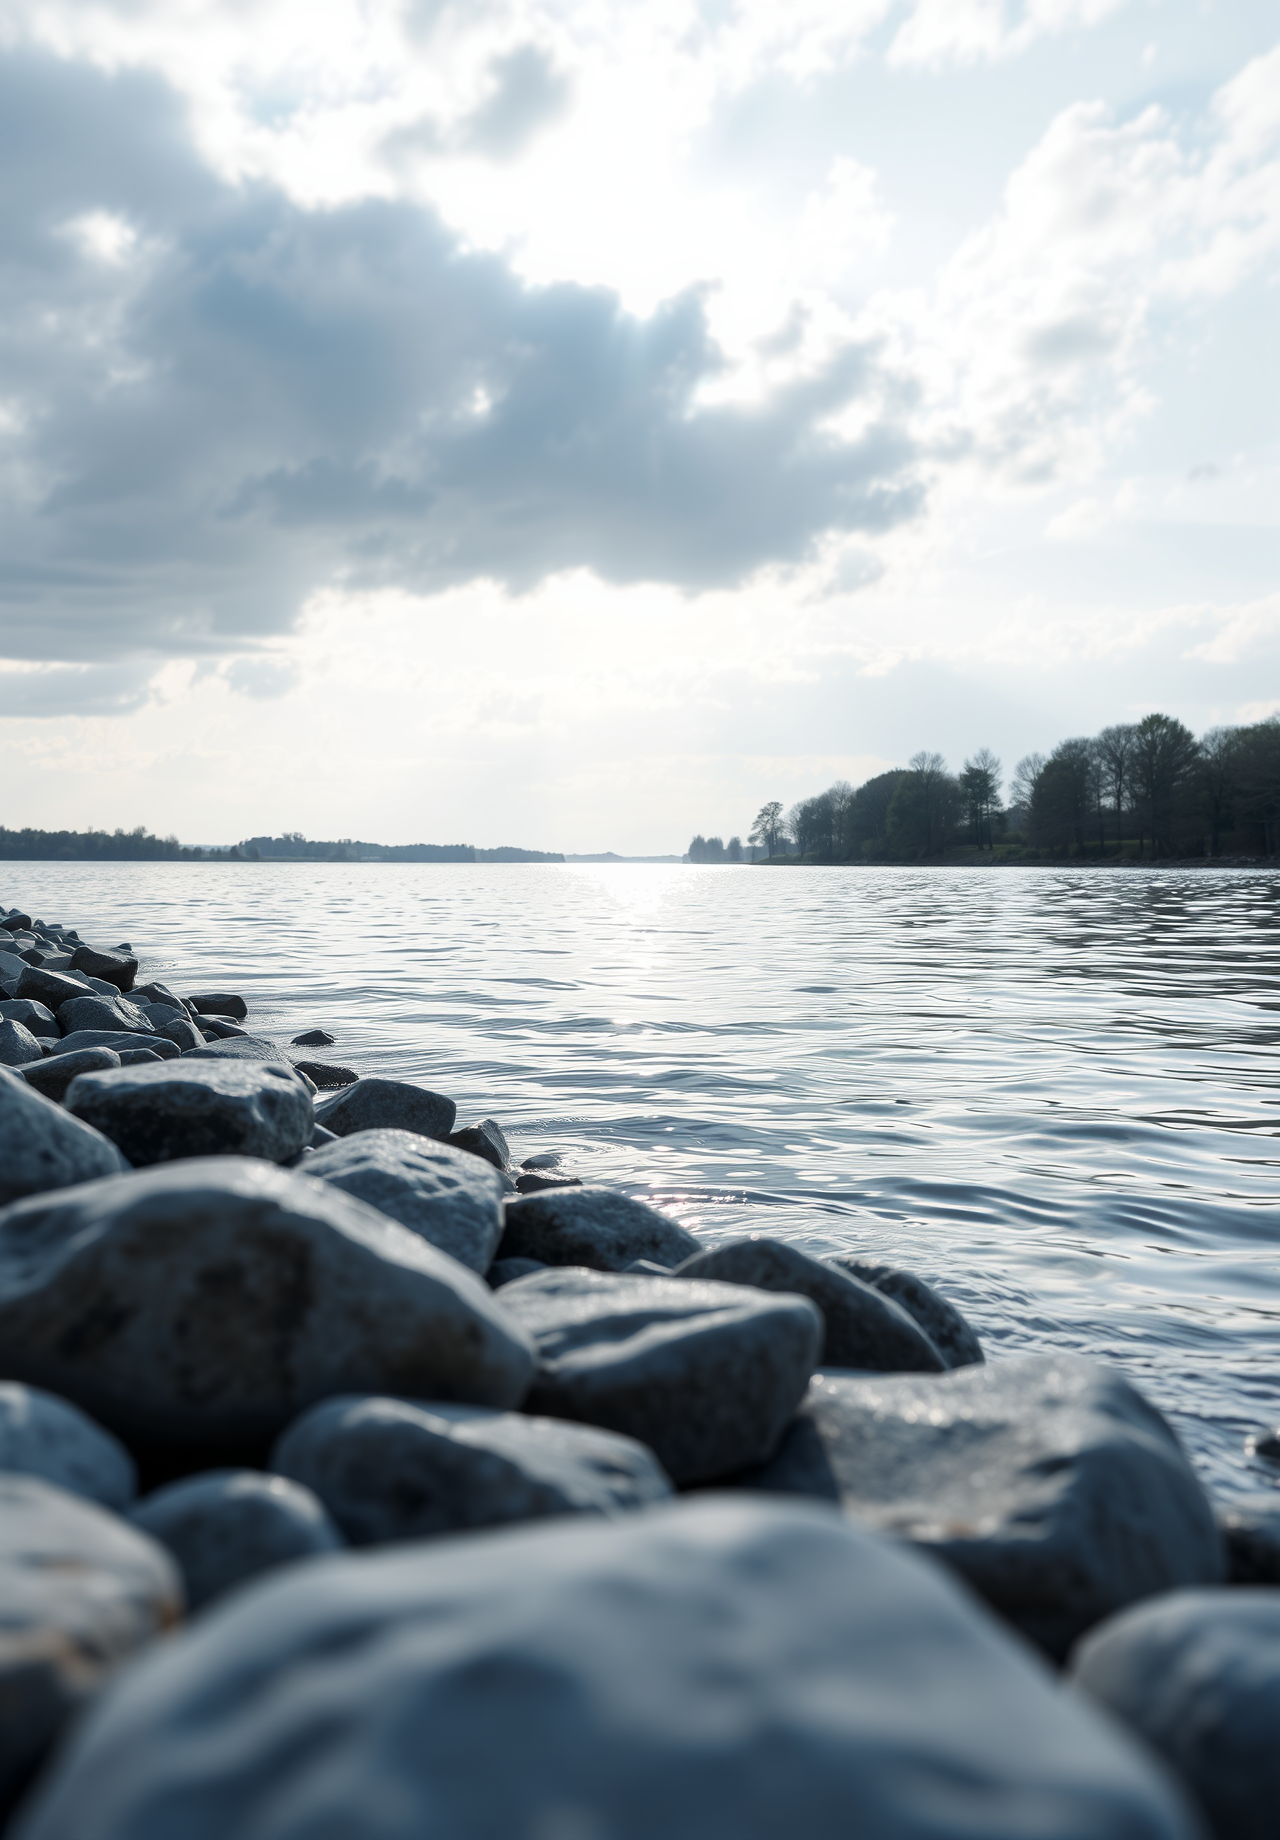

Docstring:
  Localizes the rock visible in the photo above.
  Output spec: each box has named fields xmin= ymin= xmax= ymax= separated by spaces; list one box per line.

xmin=64 ymin=1061 xmax=314 ymax=1167
xmin=1246 ymin=1425 xmax=1280 ymax=1461
xmin=291 ymin=1028 xmax=334 ymax=1047
xmin=497 ymin=1267 xmax=820 ymax=1484
xmin=67 ymin=945 xmax=137 ymax=993
xmin=0 ymin=1017 xmax=45 ymax=1066
xmin=15 ymin=967 xmax=92 ymax=1010
xmin=676 ymin=1237 xmax=944 ymax=1372
xmin=1072 ymin=1587 xmax=1280 ymax=1840
xmin=487 ymin=1255 xmax=546 ymax=1287
xmin=446 ymin=1118 xmax=510 ymax=1171
xmin=499 ymin=1186 xmax=700 ymax=1272
xmin=0 ymin=1475 xmax=180 ymax=1815
xmin=22 ymin=1046 xmax=121 ymax=1102
xmin=51 ymin=1029 xmax=180 ymax=1060
xmin=309 ymin=1123 xmax=337 ymax=1147
xmin=0 ymin=1158 xmax=536 ymax=1457
xmin=741 ymin=1355 xmax=1223 ymax=1659
xmin=827 ymin=1253 xmax=984 ymax=1368
xmin=520 ymin=1151 xmax=562 ymax=1168
xmin=158 ymin=1016 xmax=203 ymax=1052
xmin=0 ymin=998 xmax=59 ymax=1037
xmin=305 ymin=1130 xmax=505 ymax=1274
xmin=187 ymin=992 xmax=248 ymax=1019
xmin=0 ymin=948 xmax=31 ymax=987
xmin=199 ymin=1016 xmax=249 ymax=1039
xmin=10 ymin=1495 xmax=1203 ymax=1840
xmin=0 ymin=1381 xmax=136 ymax=1508
xmin=56 ymin=995 xmax=155 ymax=1038
xmin=289 ymin=1057 xmax=357 ymax=1088
xmin=314 ymin=1077 xmax=456 ymax=1142
xmin=183 ymin=1033 xmax=293 ymax=1066
xmin=130 ymin=1470 xmax=342 ymax=1610
xmin=132 ymin=982 xmax=187 ymax=1012
xmin=274 ymin=1394 xmax=672 ymax=1545
xmin=515 ymin=1170 xmax=583 ymax=1192
xmin=0 ymin=1067 xmax=130 ymax=1206
xmin=1217 ymin=1494 xmax=1280 ymax=1582
xmin=115 ymin=1046 xmax=168 ymax=1067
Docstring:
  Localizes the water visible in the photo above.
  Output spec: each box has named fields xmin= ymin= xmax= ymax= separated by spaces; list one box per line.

xmin=7 ymin=861 xmax=1280 ymax=1505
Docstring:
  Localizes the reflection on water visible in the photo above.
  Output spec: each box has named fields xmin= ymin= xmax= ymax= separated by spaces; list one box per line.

xmin=8 ymin=861 xmax=1280 ymax=1502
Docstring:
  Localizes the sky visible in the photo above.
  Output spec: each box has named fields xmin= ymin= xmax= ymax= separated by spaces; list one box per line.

xmin=1 ymin=0 xmax=1277 ymax=853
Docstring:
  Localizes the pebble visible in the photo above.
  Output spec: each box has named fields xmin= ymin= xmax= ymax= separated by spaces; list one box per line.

xmin=305 ymin=1128 xmax=506 ymax=1273
xmin=130 ymin=1469 xmax=343 ymax=1610
xmin=498 ymin=1184 xmax=701 ymax=1271
xmin=0 ymin=1380 xmax=136 ymax=1508
xmin=314 ymin=1076 xmax=456 ymax=1142
xmin=0 ymin=1066 xmax=130 ymax=1206
xmin=64 ymin=1059 xmax=314 ymax=1166
xmin=496 ymin=1266 xmax=821 ymax=1483
xmin=274 ymin=1393 xmax=672 ymax=1543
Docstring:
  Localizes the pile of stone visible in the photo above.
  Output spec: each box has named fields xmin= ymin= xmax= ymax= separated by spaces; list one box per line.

xmin=1 ymin=898 xmax=1275 ymax=1839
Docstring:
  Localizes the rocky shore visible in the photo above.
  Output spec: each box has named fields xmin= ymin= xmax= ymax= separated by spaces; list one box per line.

xmin=2 ymin=898 xmax=1278 ymax=1838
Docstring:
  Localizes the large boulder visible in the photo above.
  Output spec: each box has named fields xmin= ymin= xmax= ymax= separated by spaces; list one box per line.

xmin=186 ymin=992 xmax=248 ymax=1019
xmin=10 ymin=1495 xmax=1201 ymax=1840
xmin=64 ymin=1060 xmax=314 ymax=1166
xmin=56 ymin=995 xmax=155 ymax=1037
xmin=14 ymin=966 xmax=92 ymax=1011
xmin=499 ymin=1185 xmax=701 ymax=1272
xmin=0 ymin=1159 xmax=536 ymax=1458
xmin=305 ymin=1130 xmax=505 ymax=1274
xmin=676 ymin=1237 xmax=944 ymax=1371
xmin=274 ymin=1394 xmax=672 ymax=1544
xmin=130 ymin=1470 xmax=342 ymax=1610
xmin=1072 ymin=1587 xmax=1280 ymax=1840
xmin=314 ymin=1077 xmax=456 ymax=1142
xmin=0 ymin=1067 xmax=129 ymax=1206
xmin=22 ymin=1048 xmax=121 ymax=1103
xmin=0 ymin=1475 xmax=180 ymax=1816
xmin=0 ymin=1381 xmax=135 ymax=1509
xmin=741 ymin=1356 xmax=1223 ymax=1659
xmin=827 ymin=1253 xmax=984 ymax=1368
xmin=67 ymin=946 xmax=137 ymax=994
xmin=0 ymin=1017 xmax=44 ymax=1066
xmin=497 ymin=1267 xmax=820 ymax=1484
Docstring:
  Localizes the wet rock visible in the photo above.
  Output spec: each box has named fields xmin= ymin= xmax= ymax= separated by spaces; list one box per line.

xmin=67 ymin=945 xmax=137 ymax=994
xmin=199 ymin=1016 xmax=249 ymax=1039
xmin=0 ymin=998 xmax=59 ymax=1037
xmin=487 ymin=1256 xmax=546 ymax=1287
xmin=15 ymin=967 xmax=91 ymax=1011
xmin=290 ymin=1057 xmax=358 ymax=1089
xmin=1246 ymin=1424 xmax=1280 ymax=1462
xmin=0 ymin=1381 xmax=136 ymax=1508
xmin=1072 ymin=1587 xmax=1280 ymax=1840
xmin=314 ymin=1076 xmax=456 ymax=1142
xmin=447 ymin=1118 xmax=510 ymax=1171
xmin=64 ymin=1060 xmax=313 ymax=1167
xmin=115 ymin=1046 xmax=168 ymax=1068
xmin=0 ymin=1158 xmax=536 ymax=1456
xmin=1217 ymin=1493 xmax=1280 ymax=1583
xmin=10 ymin=1495 xmax=1202 ymax=1840
xmin=0 ymin=1017 xmax=44 ymax=1066
xmin=742 ymin=1356 xmax=1223 ymax=1659
xmin=185 ymin=1033 xmax=293 ymax=1066
xmin=159 ymin=1015 xmax=204 ymax=1051
xmin=130 ymin=1470 xmax=342 ymax=1611
xmin=56 ymin=994 xmax=155 ymax=1038
xmin=498 ymin=1267 xmax=820 ymax=1484
xmin=291 ymin=1028 xmax=334 ymax=1047
xmin=22 ymin=1046 xmax=121 ymax=1102
xmin=310 ymin=1123 xmax=338 ymax=1147
xmin=187 ymin=992 xmax=248 ymax=1019
xmin=0 ymin=1475 xmax=180 ymax=1815
xmin=827 ymin=1253 xmax=984 ymax=1368
xmin=520 ymin=1151 xmax=562 ymax=1169
xmin=52 ymin=1029 xmax=180 ymax=1060
xmin=275 ymin=1394 xmax=672 ymax=1545
xmin=499 ymin=1186 xmax=700 ymax=1272
xmin=0 ymin=1067 xmax=129 ymax=1206
xmin=305 ymin=1130 xmax=505 ymax=1274
xmin=677 ymin=1237 xmax=944 ymax=1372
xmin=133 ymin=981 xmax=189 ymax=1013
xmin=514 ymin=1170 xmax=584 ymax=1192
xmin=0 ymin=948 xmax=29 ymax=987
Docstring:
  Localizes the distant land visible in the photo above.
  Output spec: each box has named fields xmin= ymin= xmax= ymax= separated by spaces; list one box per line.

xmin=0 ymin=827 xmax=681 ymax=864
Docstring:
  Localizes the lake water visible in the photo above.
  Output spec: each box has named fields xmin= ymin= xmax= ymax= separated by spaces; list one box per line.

xmin=7 ymin=861 xmax=1280 ymax=1506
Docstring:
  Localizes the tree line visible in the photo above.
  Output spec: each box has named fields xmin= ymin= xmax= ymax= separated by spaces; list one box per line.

xmin=718 ymin=713 xmax=1279 ymax=864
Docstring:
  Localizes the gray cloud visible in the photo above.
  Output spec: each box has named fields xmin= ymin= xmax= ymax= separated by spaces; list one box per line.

xmin=224 ymin=657 xmax=303 ymax=699
xmin=0 ymin=663 xmax=154 ymax=718
xmin=0 ymin=48 xmax=923 ymax=669
xmin=461 ymin=46 xmax=573 ymax=159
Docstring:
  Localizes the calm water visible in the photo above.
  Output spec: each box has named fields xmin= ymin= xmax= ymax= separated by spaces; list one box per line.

xmin=7 ymin=862 xmax=1280 ymax=1504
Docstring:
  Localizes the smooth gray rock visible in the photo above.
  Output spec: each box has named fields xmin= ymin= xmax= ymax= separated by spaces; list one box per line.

xmin=0 ymin=1475 xmax=180 ymax=1815
xmin=52 ymin=1029 xmax=180 ymax=1060
xmin=187 ymin=992 xmax=248 ymax=1019
xmin=67 ymin=946 xmax=137 ymax=993
xmin=0 ymin=948 xmax=27 ymax=987
xmin=0 ymin=998 xmax=59 ymax=1037
xmin=1247 ymin=1424 xmax=1280 ymax=1461
xmin=305 ymin=1130 xmax=505 ymax=1274
xmin=0 ymin=1158 xmax=536 ymax=1455
xmin=1072 ymin=1587 xmax=1280 ymax=1840
xmin=0 ymin=1381 xmax=135 ymax=1508
xmin=0 ymin=1067 xmax=129 ymax=1206
xmin=447 ymin=1118 xmax=510 ymax=1170
xmin=289 ymin=1056 xmax=357 ymax=1088
xmin=10 ymin=1495 xmax=1203 ymax=1840
xmin=184 ymin=1033 xmax=292 ymax=1065
xmin=314 ymin=1076 xmax=456 ymax=1142
xmin=677 ymin=1237 xmax=944 ymax=1372
xmin=741 ymin=1356 xmax=1223 ymax=1659
xmin=0 ymin=1017 xmax=44 ymax=1065
xmin=22 ymin=1047 xmax=121 ymax=1102
xmin=291 ymin=1028 xmax=334 ymax=1046
xmin=156 ymin=1014 xmax=204 ymax=1051
xmin=275 ymin=1394 xmax=672 ymax=1545
xmin=115 ymin=1047 xmax=167 ymax=1068
xmin=515 ymin=1169 xmax=584 ymax=1192
xmin=64 ymin=1060 xmax=313 ymax=1166
xmin=310 ymin=1123 xmax=338 ymax=1147
xmin=14 ymin=966 xmax=90 ymax=1010
xmin=198 ymin=1016 xmax=248 ymax=1039
xmin=499 ymin=1185 xmax=700 ymax=1272
xmin=130 ymin=1470 xmax=342 ymax=1610
xmin=488 ymin=1256 xmax=546 ymax=1287
xmin=132 ymin=982 xmax=187 ymax=1012
xmin=56 ymin=995 xmax=154 ymax=1038
xmin=498 ymin=1267 xmax=821 ymax=1484
xmin=828 ymin=1253 xmax=984 ymax=1368
xmin=1217 ymin=1493 xmax=1280 ymax=1582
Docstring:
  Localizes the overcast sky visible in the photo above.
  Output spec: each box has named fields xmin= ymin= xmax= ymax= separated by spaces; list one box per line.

xmin=2 ymin=0 xmax=1276 ymax=851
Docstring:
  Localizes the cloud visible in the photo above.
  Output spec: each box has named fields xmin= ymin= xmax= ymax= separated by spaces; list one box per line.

xmin=224 ymin=656 xmax=303 ymax=698
xmin=461 ymin=45 xmax=572 ymax=159
xmin=0 ymin=662 xmax=155 ymax=717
